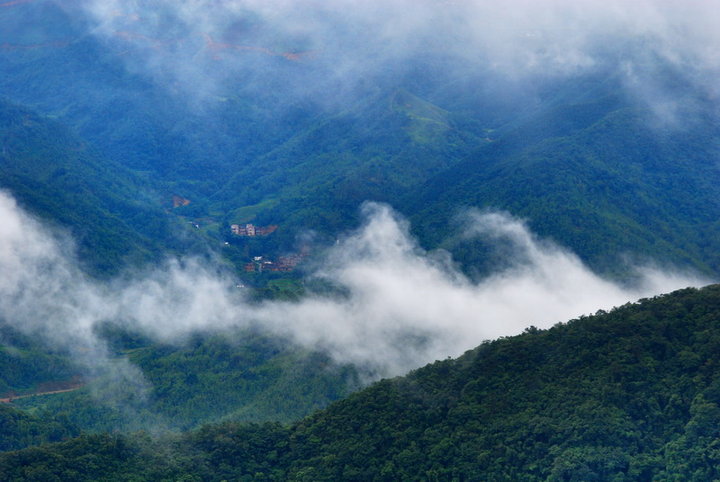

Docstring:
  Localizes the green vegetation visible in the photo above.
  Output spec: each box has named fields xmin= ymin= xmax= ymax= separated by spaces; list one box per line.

xmin=0 ymin=405 xmax=79 ymax=453
xmin=4 ymin=2 xmax=720 ymax=281
xmin=211 ymin=88 xmax=481 ymax=246
xmin=0 ymin=323 xmax=78 ymax=396
xmin=5 ymin=285 xmax=720 ymax=479
xmin=11 ymin=329 xmax=360 ymax=433
xmin=229 ymin=199 xmax=280 ymax=225
xmin=405 ymin=88 xmax=720 ymax=278
xmin=0 ymin=100 xmax=196 ymax=275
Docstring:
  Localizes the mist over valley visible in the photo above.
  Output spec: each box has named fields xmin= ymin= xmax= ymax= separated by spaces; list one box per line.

xmin=2 ymin=1 xmax=720 ymax=479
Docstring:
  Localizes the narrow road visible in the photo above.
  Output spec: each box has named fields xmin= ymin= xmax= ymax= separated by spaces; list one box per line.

xmin=0 ymin=385 xmax=83 ymax=404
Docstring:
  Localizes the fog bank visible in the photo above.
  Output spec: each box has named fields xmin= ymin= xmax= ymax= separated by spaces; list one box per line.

xmin=0 ymin=192 xmax=707 ymax=377
xmin=71 ymin=0 xmax=720 ymax=107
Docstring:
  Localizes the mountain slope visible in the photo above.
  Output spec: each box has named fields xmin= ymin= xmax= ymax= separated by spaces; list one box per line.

xmin=3 ymin=0 xmax=720 ymax=281
xmin=0 ymin=0 xmax=320 ymax=197
xmin=406 ymin=81 xmax=720 ymax=277
xmin=11 ymin=329 xmax=360 ymax=433
xmin=0 ymin=100 xmax=187 ymax=274
xmin=4 ymin=285 xmax=720 ymax=479
xmin=0 ymin=405 xmax=79 ymax=453
xmin=210 ymin=89 xmax=483 ymax=245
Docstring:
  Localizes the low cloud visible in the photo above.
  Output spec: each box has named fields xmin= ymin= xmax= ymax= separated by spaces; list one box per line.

xmin=0 ymin=191 xmax=708 ymax=379
xmin=252 ymin=204 xmax=704 ymax=373
xmin=0 ymin=192 xmax=147 ymax=394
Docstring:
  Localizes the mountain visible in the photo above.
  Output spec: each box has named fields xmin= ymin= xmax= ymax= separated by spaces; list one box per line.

xmin=405 ymin=74 xmax=720 ymax=278
xmin=0 ymin=321 xmax=78 ymax=397
xmin=0 ymin=0 xmax=720 ymax=284
xmin=209 ymin=88 xmax=483 ymax=246
xmin=4 ymin=285 xmax=720 ymax=479
xmin=0 ymin=99 xmax=189 ymax=274
xmin=0 ymin=0 xmax=320 ymax=198
xmin=3 ymin=2 xmax=720 ymax=281
xmin=0 ymin=405 xmax=79 ymax=453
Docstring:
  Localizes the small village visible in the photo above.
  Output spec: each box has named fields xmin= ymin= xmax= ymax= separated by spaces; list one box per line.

xmin=230 ymin=223 xmax=278 ymax=237
xmin=244 ymin=253 xmax=308 ymax=273
xmin=230 ymin=223 xmax=309 ymax=273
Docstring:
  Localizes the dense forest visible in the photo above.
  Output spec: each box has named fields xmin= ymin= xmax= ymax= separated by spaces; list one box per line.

xmin=3 ymin=285 xmax=720 ymax=480
xmin=0 ymin=100 xmax=195 ymax=275
xmin=1 ymin=320 xmax=361 ymax=434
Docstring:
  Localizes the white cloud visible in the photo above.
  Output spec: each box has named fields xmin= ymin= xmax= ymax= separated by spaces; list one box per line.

xmin=0 ymin=192 xmax=708 ymax=378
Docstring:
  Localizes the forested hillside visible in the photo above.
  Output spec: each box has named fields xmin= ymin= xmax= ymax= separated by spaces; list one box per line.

xmin=4 ymin=285 xmax=720 ymax=480
xmin=3 ymin=2 xmax=720 ymax=279
xmin=0 ymin=100 xmax=187 ymax=274
xmin=406 ymin=81 xmax=720 ymax=277
xmin=1 ymin=315 xmax=360 ymax=437
xmin=10 ymin=329 xmax=360 ymax=433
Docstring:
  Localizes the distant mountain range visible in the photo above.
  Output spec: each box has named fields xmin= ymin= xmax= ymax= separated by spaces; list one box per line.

xmin=3 ymin=2 xmax=720 ymax=279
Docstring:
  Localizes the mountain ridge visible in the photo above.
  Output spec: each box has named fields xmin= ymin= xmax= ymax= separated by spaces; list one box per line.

xmin=3 ymin=284 xmax=720 ymax=479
